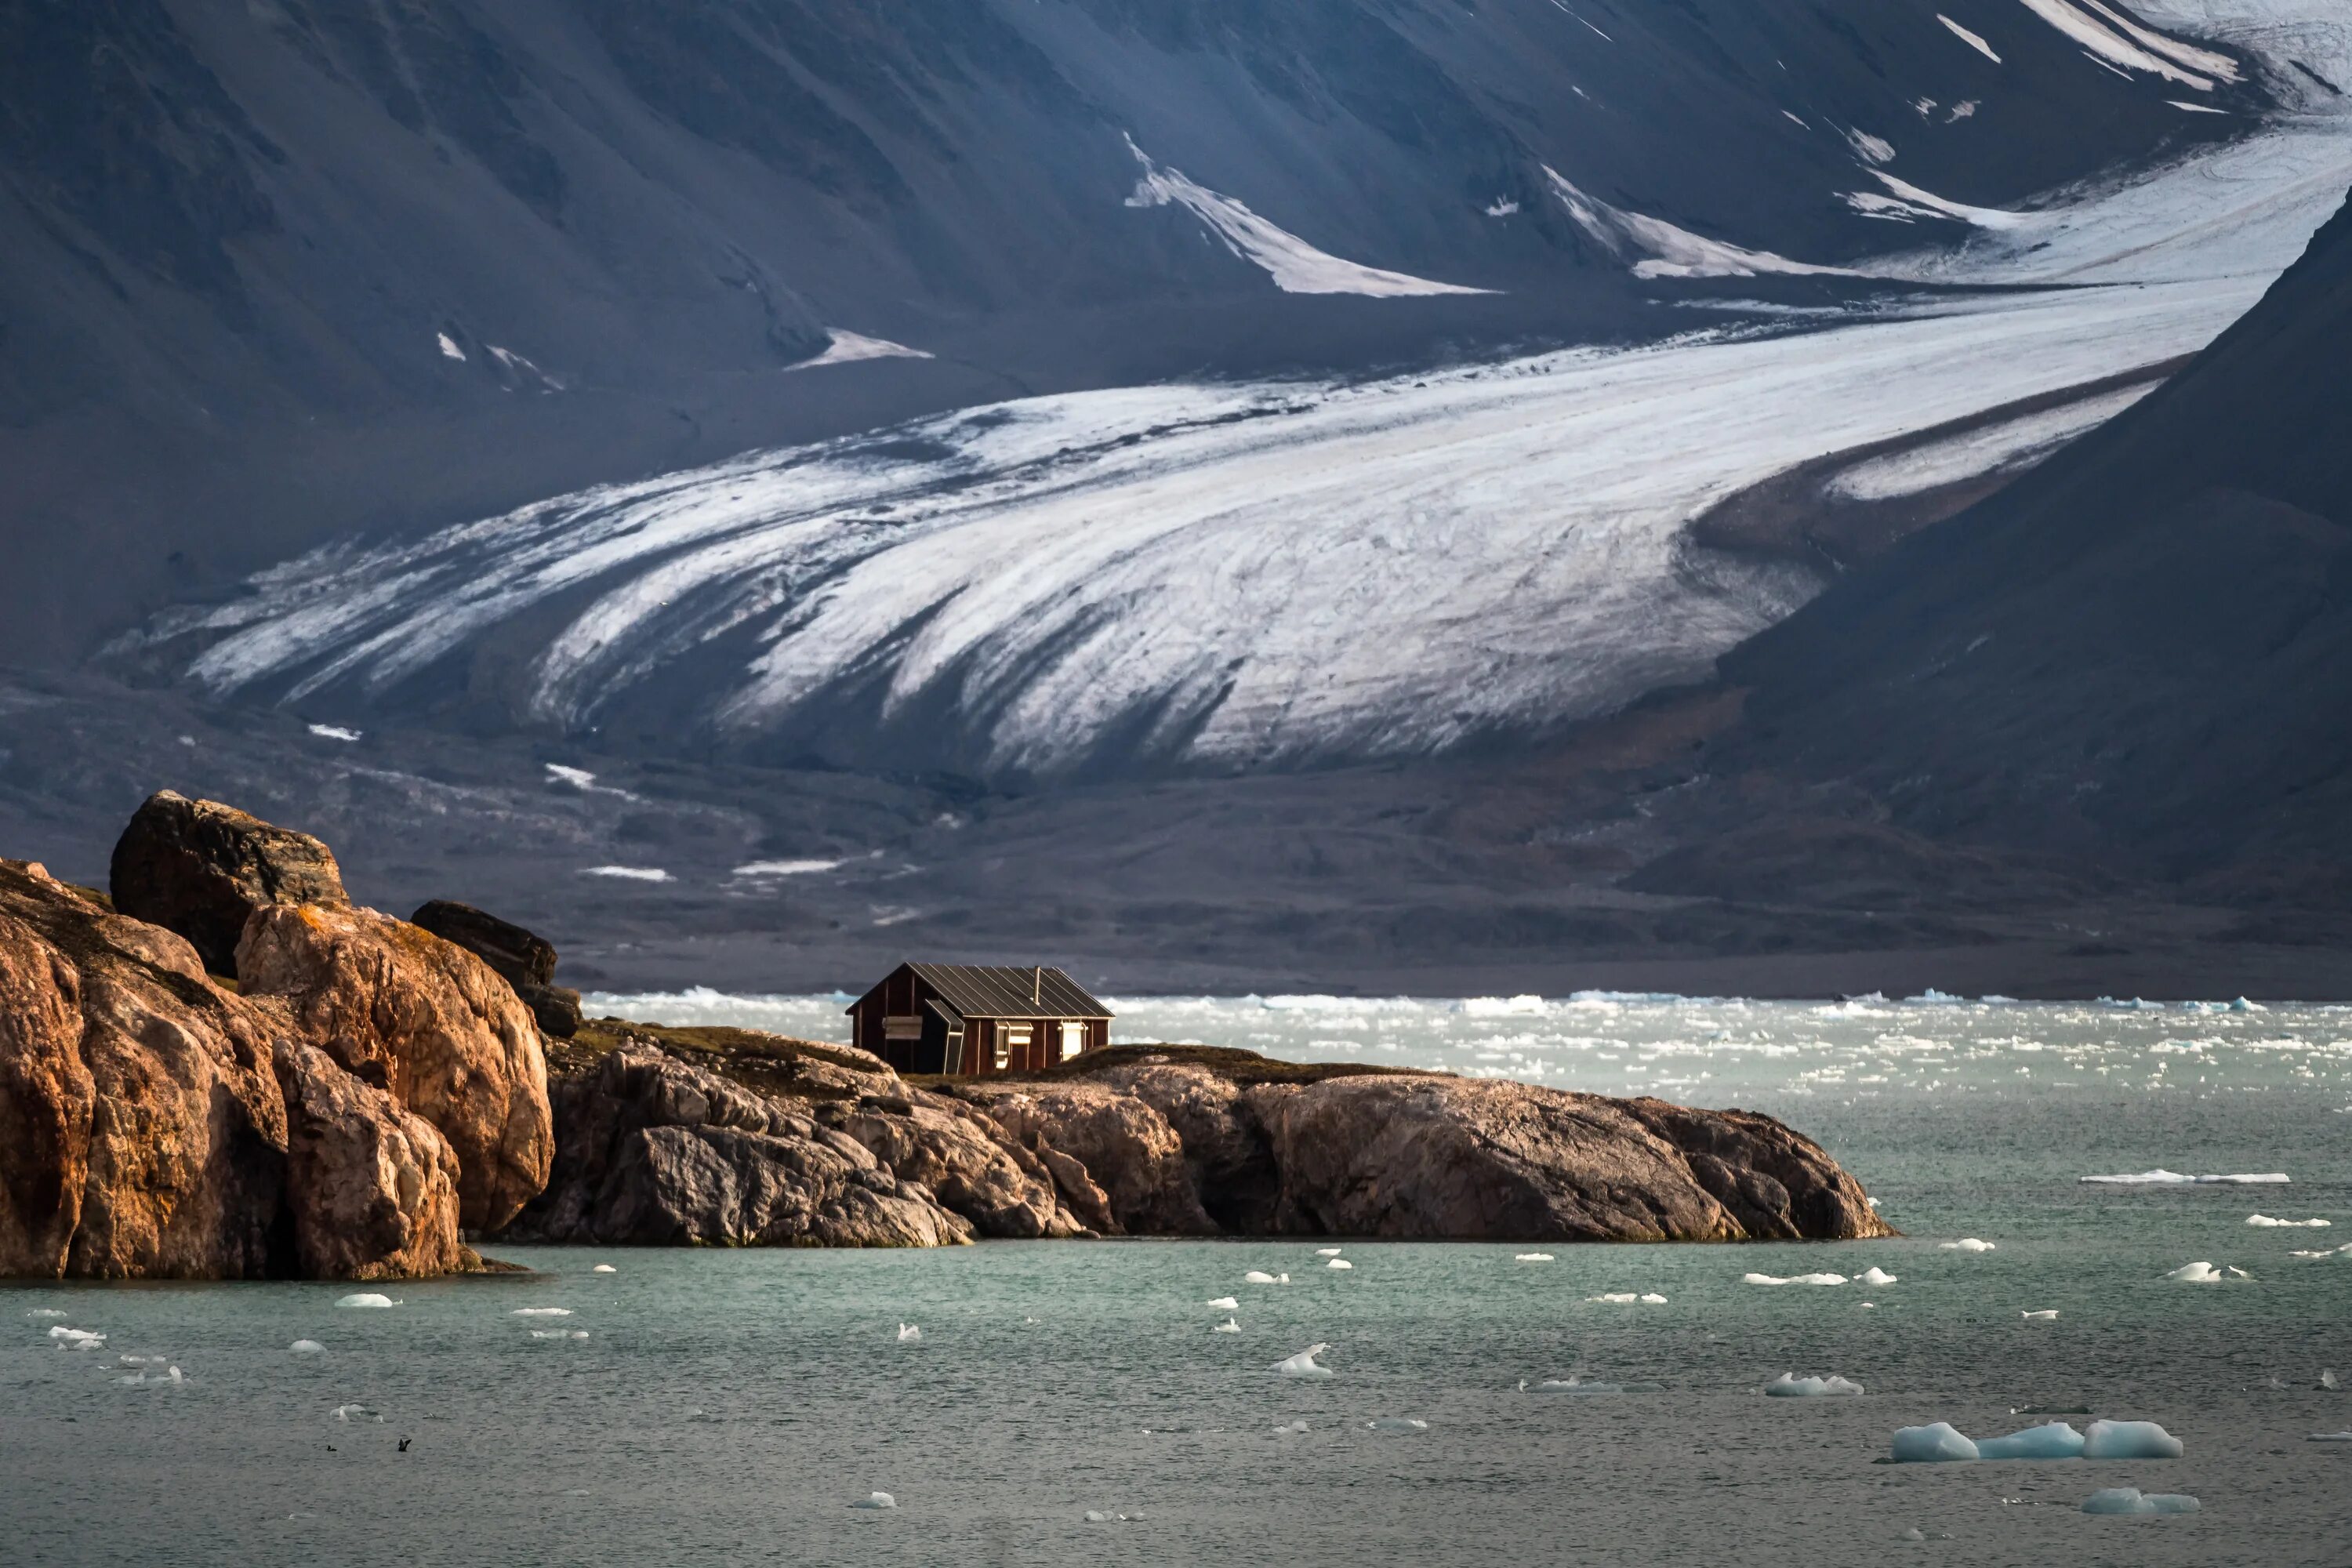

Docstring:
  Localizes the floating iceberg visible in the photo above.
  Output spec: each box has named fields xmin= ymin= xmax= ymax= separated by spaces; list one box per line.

xmin=1939 ymin=1239 xmax=1996 ymax=1252
xmin=290 ymin=1340 xmax=325 ymax=1354
xmin=511 ymin=1307 xmax=574 ymax=1317
xmin=1275 ymin=1343 xmax=1334 ymax=1379
xmin=593 ymin=1264 xmax=619 ymax=1272
xmin=1315 ymin=1248 xmax=1342 ymax=1257
xmin=1857 ymin=1267 xmax=1899 ymax=1287
xmin=329 ymin=1403 xmax=377 ymax=1421
xmin=1744 ymin=1272 xmax=1847 ymax=1287
xmin=896 ymin=1323 xmax=921 ymax=1343
xmin=2291 ymin=1243 xmax=2352 ymax=1258
xmin=2321 ymin=1369 xmax=2339 ymax=1390
xmin=1642 ymin=1293 xmax=1667 ymax=1304
xmin=2165 ymin=1261 xmax=2227 ymax=1283
xmin=2082 ymin=1170 xmax=2288 ymax=1185
xmin=1976 ymin=1421 xmax=2087 ymax=1460
xmin=2083 ymin=1419 xmax=2185 ymax=1459
xmin=2082 ymin=1488 xmax=2198 ymax=1515
xmin=1244 ymin=1271 xmax=1279 ymax=1284
xmin=848 ymin=1492 xmax=896 ymax=1511
xmin=2246 ymin=1214 xmax=2329 ymax=1228
xmin=23 ymin=1308 xmax=67 ymax=1319
xmin=1326 ymin=1258 xmax=1354 ymax=1271
xmin=1514 ymin=1253 xmax=1555 ymax=1263
xmin=336 ymin=1294 xmax=398 ymax=1308
xmin=1891 ymin=1423 xmax=1979 ymax=1462
xmin=1766 ymin=1374 xmax=1864 ymax=1398
xmin=1367 ymin=1417 xmax=1428 ymax=1432
xmin=117 ymin=1365 xmax=185 ymax=1387
xmin=2020 ymin=1310 xmax=2060 ymax=1320
xmin=1586 ymin=1293 xmax=1639 ymax=1304
xmin=1271 ymin=1419 xmax=1308 ymax=1435
xmin=1207 ymin=1297 xmax=1239 ymax=1310
xmin=47 ymin=1327 xmax=105 ymax=1346
xmin=1214 ymin=1318 xmax=1240 ymax=1334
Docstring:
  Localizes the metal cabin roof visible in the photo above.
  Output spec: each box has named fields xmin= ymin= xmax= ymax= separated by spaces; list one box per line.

xmin=895 ymin=963 xmax=1111 ymax=1020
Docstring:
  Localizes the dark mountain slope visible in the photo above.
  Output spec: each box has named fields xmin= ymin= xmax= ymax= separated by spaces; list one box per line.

xmin=1719 ymin=180 xmax=2352 ymax=891
xmin=0 ymin=0 xmax=2251 ymax=666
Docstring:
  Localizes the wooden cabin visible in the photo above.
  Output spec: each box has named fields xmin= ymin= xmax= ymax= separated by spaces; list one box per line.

xmin=848 ymin=962 xmax=1112 ymax=1076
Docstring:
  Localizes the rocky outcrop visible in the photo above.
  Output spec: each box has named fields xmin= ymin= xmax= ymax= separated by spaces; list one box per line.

xmin=959 ymin=1081 xmax=1215 ymax=1236
xmin=0 ymin=858 xmax=472 ymax=1279
xmin=949 ymin=1048 xmax=1893 ymax=1244
xmin=107 ymin=792 xmax=347 ymax=976
xmin=506 ymin=1047 xmax=975 ymax=1247
xmin=274 ymin=1040 xmax=470 ymax=1279
xmin=237 ymin=903 xmax=553 ymax=1233
xmin=824 ymin=1091 xmax=1089 ymax=1240
xmin=409 ymin=899 xmax=583 ymax=1039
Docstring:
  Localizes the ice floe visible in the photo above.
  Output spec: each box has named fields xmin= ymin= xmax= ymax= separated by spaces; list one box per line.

xmin=1939 ymin=1239 xmax=1995 ymax=1252
xmin=2082 ymin=1170 xmax=2288 ymax=1184
xmin=24 ymin=1308 xmax=67 ymax=1319
xmin=1891 ymin=1422 xmax=1980 ymax=1461
xmin=511 ymin=1308 xmax=574 ymax=1317
xmin=289 ymin=1340 xmax=325 ymax=1355
xmin=330 ymin=1403 xmax=379 ymax=1421
xmin=1315 ymin=1247 xmax=1343 ymax=1257
xmin=2084 ymin=1419 xmax=2185 ymax=1459
xmin=1744 ymin=1272 xmax=1848 ymax=1287
xmin=2246 ymin=1214 xmax=2329 ymax=1227
xmin=1326 ymin=1258 xmax=1354 ymax=1271
xmin=1243 ymin=1271 xmax=1289 ymax=1284
xmin=1206 ymin=1297 xmax=1239 ymax=1310
xmin=2322 ymin=1369 xmax=2339 ymax=1390
xmin=1272 ymin=1418 xmax=1309 ymax=1435
xmin=1766 ymin=1374 xmax=1865 ymax=1398
xmin=1531 ymin=1377 xmax=1663 ymax=1395
xmin=529 ymin=1329 xmax=590 ymax=1340
xmin=2082 ymin=1487 xmax=2199 ymax=1515
xmin=47 ymin=1327 xmax=105 ymax=1347
xmin=1889 ymin=1417 xmax=2180 ymax=1462
xmin=1514 ymin=1253 xmax=1555 ymax=1263
xmin=1124 ymin=137 xmax=1490 ymax=298
xmin=592 ymin=1263 xmax=619 ymax=1272
xmin=117 ymin=1365 xmax=185 ymax=1387
xmin=1976 ymin=1421 xmax=2088 ymax=1460
xmin=2165 ymin=1261 xmax=2232 ymax=1283
xmin=896 ymin=1323 xmax=921 ymax=1344
xmin=1367 ymin=1417 xmax=1428 ymax=1432
xmin=1214 ymin=1318 xmax=1241 ymax=1334
xmin=1584 ymin=1292 xmax=1668 ymax=1305
xmin=2021 ymin=1310 xmax=2060 ymax=1320
xmin=1857 ymin=1267 xmax=1899 ymax=1287
xmin=848 ymin=1492 xmax=896 ymax=1511
xmin=2291 ymin=1243 xmax=2352 ymax=1258
xmin=1274 ymin=1344 xmax=1333 ymax=1379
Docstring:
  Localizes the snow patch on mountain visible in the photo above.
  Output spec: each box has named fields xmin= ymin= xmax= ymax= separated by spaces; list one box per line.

xmin=1544 ymin=167 xmax=1864 ymax=280
xmin=1123 ymin=138 xmax=1492 ymax=299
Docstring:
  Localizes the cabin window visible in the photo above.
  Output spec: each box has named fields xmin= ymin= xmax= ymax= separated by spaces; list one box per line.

xmin=882 ymin=1015 xmax=924 ymax=1041
xmin=997 ymin=1024 xmax=1033 ymax=1069
xmin=1060 ymin=1022 xmax=1086 ymax=1061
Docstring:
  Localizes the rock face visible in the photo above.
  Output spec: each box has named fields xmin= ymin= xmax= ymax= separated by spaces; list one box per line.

xmin=237 ymin=904 xmax=554 ymax=1233
xmin=107 ymin=791 xmax=347 ymax=976
xmin=506 ymin=1047 xmax=978 ymax=1247
xmin=955 ymin=1049 xmax=1893 ymax=1244
xmin=408 ymin=900 xmax=583 ymax=1039
xmin=0 ymin=858 xmax=472 ymax=1279
xmin=274 ymin=1040 xmax=470 ymax=1279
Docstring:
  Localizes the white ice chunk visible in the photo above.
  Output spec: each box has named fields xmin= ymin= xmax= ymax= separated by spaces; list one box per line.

xmin=1936 ymin=14 xmax=2002 ymax=62
xmin=2082 ymin=1487 xmax=2198 ymax=1515
xmin=2083 ymin=1419 xmax=2184 ymax=1459
xmin=329 ymin=1403 xmax=375 ymax=1421
xmin=1275 ymin=1343 xmax=1333 ymax=1379
xmin=1214 ymin=1318 xmax=1240 ymax=1334
xmin=1534 ymin=1377 xmax=1661 ymax=1395
xmin=511 ymin=1307 xmax=574 ymax=1317
xmin=1586 ymin=1293 xmax=1639 ymax=1304
xmin=1515 ymin=1253 xmax=1555 ymax=1263
xmin=1244 ymin=1271 xmax=1278 ymax=1284
xmin=24 ymin=1309 xmax=68 ymax=1319
xmin=1272 ymin=1418 xmax=1309 ymax=1435
xmin=2021 ymin=1310 xmax=2060 ymax=1320
xmin=47 ymin=1327 xmax=105 ymax=1345
xmin=1766 ymin=1374 xmax=1865 ymax=1398
xmin=1744 ymin=1272 xmax=1848 ymax=1287
xmin=1940 ymin=1239 xmax=1996 ymax=1252
xmin=1857 ymin=1267 xmax=1899 ymax=1286
xmin=1207 ymin=1297 xmax=1240 ymax=1310
xmin=2165 ymin=1261 xmax=2224 ymax=1283
xmin=848 ymin=1492 xmax=896 ymax=1510
xmin=593 ymin=1264 xmax=619 ymax=1272
xmin=1326 ymin=1258 xmax=1353 ymax=1271
xmin=1367 ymin=1417 xmax=1428 ymax=1432
xmin=1640 ymin=1293 xmax=1668 ymax=1304
xmin=2246 ymin=1214 xmax=2329 ymax=1227
xmin=896 ymin=1323 xmax=921 ymax=1343
xmin=2082 ymin=1170 xmax=2288 ymax=1184
xmin=289 ymin=1340 xmax=325 ymax=1355
xmin=1892 ymin=1423 xmax=1980 ymax=1461
xmin=1976 ymin=1421 xmax=2087 ymax=1460
xmin=2321 ymin=1369 xmax=2339 ymax=1390
xmin=1315 ymin=1247 xmax=1342 ymax=1257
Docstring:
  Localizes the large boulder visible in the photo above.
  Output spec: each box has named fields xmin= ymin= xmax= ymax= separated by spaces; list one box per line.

xmin=108 ymin=792 xmax=347 ymax=976
xmin=0 ymin=859 xmax=471 ymax=1280
xmin=506 ymin=1047 xmax=972 ymax=1247
xmin=408 ymin=899 xmax=582 ymax=1038
xmin=274 ymin=1040 xmax=471 ymax=1279
xmin=237 ymin=903 xmax=554 ymax=1232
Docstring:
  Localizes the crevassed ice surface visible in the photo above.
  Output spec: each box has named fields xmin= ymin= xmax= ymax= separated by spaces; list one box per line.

xmin=161 ymin=1 xmax=2352 ymax=775
xmin=10 ymin=995 xmax=2348 ymax=1568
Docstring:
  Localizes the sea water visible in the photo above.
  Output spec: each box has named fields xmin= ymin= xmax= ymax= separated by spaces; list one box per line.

xmin=5 ymin=996 xmax=2347 ymax=1566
